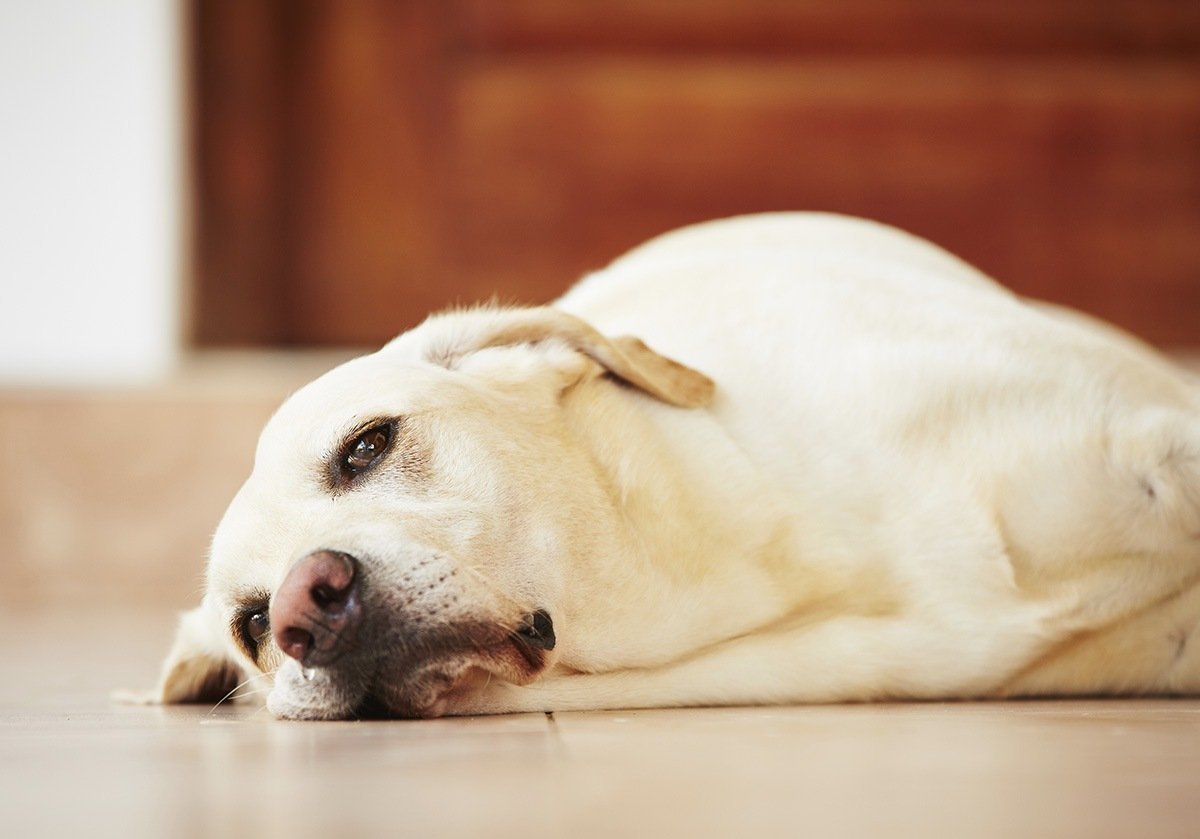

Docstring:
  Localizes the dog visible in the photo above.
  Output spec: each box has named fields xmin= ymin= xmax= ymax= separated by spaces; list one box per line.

xmin=142 ymin=213 xmax=1200 ymax=719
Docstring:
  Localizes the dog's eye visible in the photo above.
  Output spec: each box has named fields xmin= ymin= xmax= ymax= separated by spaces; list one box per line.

xmin=343 ymin=424 xmax=393 ymax=474
xmin=240 ymin=609 xmax=270 ymax=656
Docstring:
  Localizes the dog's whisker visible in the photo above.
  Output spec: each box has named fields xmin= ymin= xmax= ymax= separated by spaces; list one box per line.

xmin=208 ymin=672 xmax=274 ymax=714
xmin=211 ymin=681 xmax=262 ymax=710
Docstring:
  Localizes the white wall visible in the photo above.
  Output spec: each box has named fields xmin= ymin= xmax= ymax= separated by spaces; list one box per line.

xmin=0 ymin=0 xmax=183 ymax=386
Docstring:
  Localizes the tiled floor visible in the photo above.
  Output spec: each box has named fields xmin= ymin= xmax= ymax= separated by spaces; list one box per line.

xmin=3 ymin=610 xmax=1200 ymax=838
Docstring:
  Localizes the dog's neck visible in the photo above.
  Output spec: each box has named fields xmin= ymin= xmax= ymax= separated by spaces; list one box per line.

xmin=554 ymin=376 xmax=862 ymax=673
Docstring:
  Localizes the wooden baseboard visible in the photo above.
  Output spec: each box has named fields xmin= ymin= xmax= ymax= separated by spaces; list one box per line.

xmin=0 ymin=350 xmax=360 ymax=609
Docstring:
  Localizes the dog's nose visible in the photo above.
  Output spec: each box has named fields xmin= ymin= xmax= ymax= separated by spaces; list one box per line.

xmin=271 ymin=550 xmax=362 ymax=666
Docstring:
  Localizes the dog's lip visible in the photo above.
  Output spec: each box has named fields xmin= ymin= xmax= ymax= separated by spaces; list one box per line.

xmin=508 ymin=629 xmax=552 ymax=670
xmin=361 ymin=635 xmax=549 ymax=718
xmin=362 ymin=661 xmax=492 ymax=719
xmin=280 ymin=616 xmax=553 ymax=719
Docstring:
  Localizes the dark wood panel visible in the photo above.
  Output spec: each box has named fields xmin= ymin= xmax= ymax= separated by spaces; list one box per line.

xmin=451 ymin=59 xmax=1200 ymax=345
xmin=192 ymin=0 xmax=457 ymax=345
xmin=457 ymin=0 xmax=1200 ymax=57
xmin=280 ymin=1 xmax=453 ymax=344
xmin=191 ymin=0 xmax=291 ymax=344
xmin=191 ymin=1 xmax=1200 ymax=348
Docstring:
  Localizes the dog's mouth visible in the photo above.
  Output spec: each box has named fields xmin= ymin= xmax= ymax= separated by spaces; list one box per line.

xmin=364 ymin=661 xmax=496 ymax=718
xmin=268 ymin=612 xmax=555 ymax=720
xmin=510 ymin=608 xmax=557 ymax=665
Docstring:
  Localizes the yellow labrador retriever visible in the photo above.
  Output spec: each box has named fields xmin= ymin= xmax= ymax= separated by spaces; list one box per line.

xmin=146 ymin=213 xmax=1200 ymax=719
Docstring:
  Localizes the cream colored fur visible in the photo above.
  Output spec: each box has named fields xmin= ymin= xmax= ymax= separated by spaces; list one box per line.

xmin=145 ymin=213 xmax=1200 ymax=718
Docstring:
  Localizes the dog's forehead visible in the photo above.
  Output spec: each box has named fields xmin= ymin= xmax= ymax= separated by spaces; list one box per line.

xmin=203 ymin=345 xmax=521 ymax=608
xmin=204 ymin=355 xmax=449 ymax=603
xmin=255 ymin=351 xmax=456 ymax=466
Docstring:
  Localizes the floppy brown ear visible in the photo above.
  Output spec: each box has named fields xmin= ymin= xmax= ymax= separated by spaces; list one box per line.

xmin=419 ymin=306 xmax=715 ymax=408
xmin=129 ymin=607 xmax=243 ymax=705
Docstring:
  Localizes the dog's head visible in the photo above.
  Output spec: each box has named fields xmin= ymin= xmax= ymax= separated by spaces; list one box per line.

xmin=154 ymin=306 xmax=713 ymax=718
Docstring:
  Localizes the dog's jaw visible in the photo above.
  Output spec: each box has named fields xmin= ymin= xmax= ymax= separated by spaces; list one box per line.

xmin=265 ymin=628 xmax=553 ymax=720
xmin=266 ymin=658 xmax=371 ymax=720
xmin=372 ymin=660 xmax=496 ymax=718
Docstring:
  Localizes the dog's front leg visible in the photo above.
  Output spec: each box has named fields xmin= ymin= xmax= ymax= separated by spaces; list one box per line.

xmin=449 ymin=612 xmax=1054 ymax=715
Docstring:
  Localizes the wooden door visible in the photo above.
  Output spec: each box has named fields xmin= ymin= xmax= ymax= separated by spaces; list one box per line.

xmin=191 ymin=0 xmax=1200 ymax=347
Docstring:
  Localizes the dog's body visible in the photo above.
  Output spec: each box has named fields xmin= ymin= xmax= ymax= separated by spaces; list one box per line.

xmin=150 ymin=213 xmax=1200 ymax=719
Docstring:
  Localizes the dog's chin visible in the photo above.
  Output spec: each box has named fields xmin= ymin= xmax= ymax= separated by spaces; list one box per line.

xmin=265 ymin=658 xmax=371 ymax=721
xmin=266 ymin=641 xmax=548 ymax=720
xmin=371 ymin=660 xmax=497 ymax=718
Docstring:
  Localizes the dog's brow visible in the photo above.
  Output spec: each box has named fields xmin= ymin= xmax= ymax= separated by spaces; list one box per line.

xmin=232 ymin=588 xmax=271 ymax=610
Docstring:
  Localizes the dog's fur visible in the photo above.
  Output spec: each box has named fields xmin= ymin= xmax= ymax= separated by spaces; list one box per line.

xmin=146 ymin=213 xmax=1200 ymax=719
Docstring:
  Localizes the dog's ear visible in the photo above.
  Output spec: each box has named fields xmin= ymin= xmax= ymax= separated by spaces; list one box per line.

xmin=151 ymin=606 xmax=243 ymax=704
xmin=409 ymin=306 xmax=715 ymax=408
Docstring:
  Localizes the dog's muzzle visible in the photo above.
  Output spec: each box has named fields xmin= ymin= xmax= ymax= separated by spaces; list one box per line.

xmin=267 ymin=549 xmax=557 ymax=718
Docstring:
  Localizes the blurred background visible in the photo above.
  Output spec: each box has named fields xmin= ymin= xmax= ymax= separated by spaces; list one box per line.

xmin=0 ymin=0 xmax=1197 ymax=612
xmin=9 ymin=0 xmax=1200 ymax=376
xmin=192 ymin=0 xmax=1200 ymax=349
